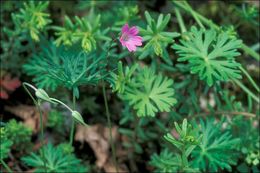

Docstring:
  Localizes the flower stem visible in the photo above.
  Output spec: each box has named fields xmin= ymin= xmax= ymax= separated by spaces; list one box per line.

xmin=22 ymin=83 xmax=47 ymax=173
xmin=0 ymin=159 xmax=13 ymax=173
xmin=69 ymin=93 xmax=76 ymax=146
xmin=173 ymin=1 xmax=260 ymax=61
xmin=102 ymin=82 xmax=118 ymax=173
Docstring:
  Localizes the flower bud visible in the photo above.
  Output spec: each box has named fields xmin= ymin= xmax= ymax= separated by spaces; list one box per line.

xmin=71 ymin=111 xmax=88 ymax=126
xmin=35 ymin=88 xmax=55 ymax=104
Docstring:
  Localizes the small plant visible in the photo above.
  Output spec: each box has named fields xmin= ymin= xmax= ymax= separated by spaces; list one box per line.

xmin=164 ymin=118 xmax=201 ymax=172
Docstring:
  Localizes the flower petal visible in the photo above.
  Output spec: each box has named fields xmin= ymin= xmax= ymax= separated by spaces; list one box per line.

xmin=128 ymin=26 xmax=139 ymax=35
xmin=119 ymin=37 xmax=126 ymax=46
xmin=125 ymin=42 xmax=136 ymax=52
xmin=131 ymin=36 xmax=143 ymax=46
xmin=122 ymin=24 xmax=129 ymax=33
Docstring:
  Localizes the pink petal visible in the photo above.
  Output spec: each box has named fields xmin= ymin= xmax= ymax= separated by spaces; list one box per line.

xmin=130 ymin=36 xmax=143 ymax=46
xmin=125 ymin=43 xmax=136 ymax=52
xmin=119 ymin=37 xmax=126 ymax=46
xmin=128 ymin=26 xmax=139 ymax=35
xmin=122 ymin=24 xmax=129 ymax=33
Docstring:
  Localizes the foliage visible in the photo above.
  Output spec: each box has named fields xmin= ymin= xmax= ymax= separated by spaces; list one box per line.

xmin=163 ymin=118 xmax=201 ymax=172
xmin=23 ymin=42 xmax=106 ymax=95
xmin=47 ymin=110 xmax=66 ymax=137
xmin=53 ymin=14 xmax=110 ymax=52
xmin=139 ymin=11 xmax=180 ymax=65
xmin=149 ymin=149 xmax=179 ymax=173
xmin=5 ymin=119 xmax=32 ymax=152
xmin=110 ymin=61 xmax=138 ymax=94
xmin=1 ymin=1 xmax=259 ymax=173
xmin=191 ymin=119 xmax=240 ymax=172
xmin=0 ymin=127 xmax=13 ymax=160
xmin=118 ymin=105 xmax=164 ymax=154
xmin=11 ymin=1 xmax=51 ymax=41
xmin=114 ymin=64 xmax=177 ymax=117
xmin=21 ymin=143 xmax=88 ymax=173
xmin=173 ymin=26 xmax=242 ymax=86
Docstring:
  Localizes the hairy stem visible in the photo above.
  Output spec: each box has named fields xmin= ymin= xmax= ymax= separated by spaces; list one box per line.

xmin=69 ymin=93 xmax=76 ymax=146
xmin=102 ymin=82 xmax=118 ymax=173
xmin=0 ymin=159 xmax=12 ymax=173
xmin=173 ymin=1 xmax=260 ymax=61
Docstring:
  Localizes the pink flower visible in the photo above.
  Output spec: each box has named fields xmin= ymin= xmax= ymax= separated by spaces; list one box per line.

xmin=119 ymin=24 xmax=143 ymax=52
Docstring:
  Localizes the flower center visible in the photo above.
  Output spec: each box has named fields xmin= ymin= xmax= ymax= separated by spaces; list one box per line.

xmin=122 ymin=33 xmax=130 ymax=41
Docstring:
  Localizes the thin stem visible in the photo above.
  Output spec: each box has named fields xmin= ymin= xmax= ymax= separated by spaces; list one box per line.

xmin=233 ymin=79 xmax=259 ymax=103
xmin=102 ymin=82 xmax=118 ymax=173
xmin=35 ymin=101 xmax=47 ymax=173
xmin=49 ymin=98 xmax=73 ymax=112
xmin=69 ymin=94 xmax=76 ymax=146
xmin=173 ymin=1 xmax=260 ymax=61
xmin=0 ymin=159 xmax=13 ymax=173
xmin=174 ymin=7 xmax=187 ymax=33
xmin=239 ymin=66 xmax=260 ymax=93
xmin=183 ymin=1 xmax=205 ymax=29
xmin=22 ymin=83 xmax=47 ymax=173
xmin=241 ymin=44 xmax=260 ymax=61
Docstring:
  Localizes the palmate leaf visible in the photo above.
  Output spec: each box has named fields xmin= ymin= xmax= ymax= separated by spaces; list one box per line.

xmin=122 ymin=67 xmax=177 ymax=117
xmin=173 ymin=26 xmax=242 ymax=86
xmin=21 ymin=143 xmax=88 ymax=173
xmin=191 ymin=119 xmax=240 ymax=172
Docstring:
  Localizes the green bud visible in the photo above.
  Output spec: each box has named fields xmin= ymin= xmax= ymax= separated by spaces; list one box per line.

xmin=35 ymin=88 xmax=55 ymax=104
xmin=71 ymin=111 xmax=88 ymax=126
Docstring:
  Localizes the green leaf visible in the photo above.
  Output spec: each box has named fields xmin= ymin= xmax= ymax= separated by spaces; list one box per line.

xmin=122 ymin=67 xmax=177 ymax=117
xmin=22 ymin=143 xmax=88 ymax=172
xmin=191 ymin=119 xmax=240 ymax=172
xmin=173 ymin=26 xmax=242 ymax=86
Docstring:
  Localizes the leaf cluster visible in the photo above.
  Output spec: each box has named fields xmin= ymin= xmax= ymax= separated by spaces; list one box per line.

xmin=53 ymin=14 xmax=110 ymax=52
xmin=139 ymin=11 xmax=180 ymax=65
xmin=11 ymin=1 xmax=51 ymax=41
xmin=5 ymin=119 xmax=32 ymax=152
